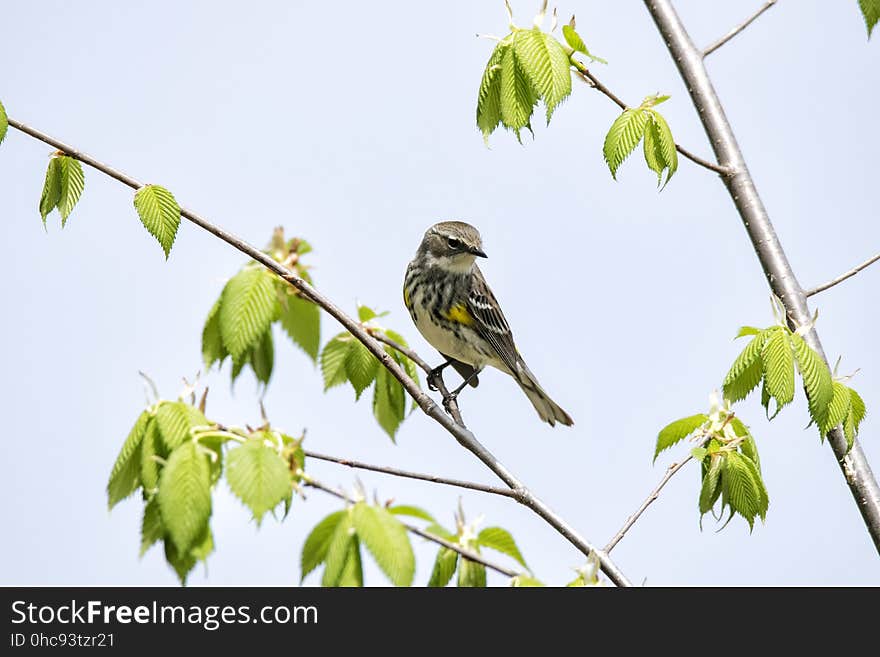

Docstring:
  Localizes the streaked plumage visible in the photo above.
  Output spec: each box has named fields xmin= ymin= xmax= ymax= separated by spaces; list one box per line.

xmin=404 ymin=221 xmax=573 ymax=426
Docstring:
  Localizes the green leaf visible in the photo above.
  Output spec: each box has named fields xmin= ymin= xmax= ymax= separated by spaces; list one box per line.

xmin=736 ymin=326 xmax=763 ymax=338
xmin=345 ymin=339 xmax=378 ymax=400
xmin=603 ymin=109 xmax=648 ymax=179
xmin=155 ymin=401 xmax=207 ymax=452
xmin=513 ymin=29 xmax=572 ymax=122
xmin=301 ymin=510 xmax=345 ymax=582
xmin=690 ymin=447 xmax=708 ymax=461
xmin=351 ymin=503 xmax=415 ymax=586
xmin=133 ymin=184 xmax=181 ymax=258
xmin=476 ymin=42 xmax=506 ymax=142
xmin=859 ymin=0 xmax=880 ymax=37
xmin=562 ymin=23 xmax=607 ymax=64
xmin=388 ymin=505 xmax=435 ymax=522
xmin=357 ymin=304 xmax=378 ymax=322
xmin=39 ymin=156 xmax=62 ymax=227
xmin=0 ymin=99 xmax=7 ymax=145
xmin=699 ymin=454 xmax=724 ymax=516
xmin=654 ymin=413 xmax=708 ymax=461
xmin=791 ymin=333 xmax=833 ymax=429
xmin=499 ymin=41 xmax=537 ymax=141
xmin=219 ymin=267 xmax=278 ymax=361
xmin=762 ymin=328 xmax=796 ymax=414
xmin=458 ymin=557 xmax=487 ymax=588
xmin=373 ymin=366 xmax=406 ymax=440
xmin=477 ymin=527 xmax=527 ymax=569
xmin=722 ymin=451 xmax=769 ymax=530
xmin=322 ymin=512 xmax=356 ymax=587
xmin=164 ymin=536 xmax=197 ymax=585
xmin=57 ymin=156 xmax=85 ymax=226
xmin=250 ymin=328 xmax=274 ymax=385
xmin=821 ymin=381 xmax=852 ymax=436
xmin=723 ymin=331 xmax=767 ymax=403
xmin=107 ymin=410 xmax=150 ymax=508
xmin=511 ymin=575 xmax=545 ymax=587
xmin=140 ymin=497 xmax=163 ymax=557
xmin=321 ymin=333 xmax=352 ymax=390
xmin=226 ymin=438 xmax=292 ymax=524
xmin=850 ymin=386 xmax=867 ymax=430
xmin=424 ymin=523 xmax=456 ymax=541
xmin=337 ymin=537 xmax=364 ymax=587
xmin=643 ymin=110 xmax=677 ymax=188
xmin=427 ymin=547 xmax=459 ymax=588
xmin=281 ymin=293 xmax=320 ymax=362
xmin=201 ymin=297 xmax=227 ymax=370
xmin=140 ymin=418 xmax=163 ymax=493
xmin=156 ymin=441 xmax=212 ymax=553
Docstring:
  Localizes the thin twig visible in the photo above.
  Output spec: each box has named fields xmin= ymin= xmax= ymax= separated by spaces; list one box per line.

xmin=304 ymin=477 xmax=520 ymax=578
xmin=304 ymin=449 xmax=518 ymax=499
xmin=702 ymin=1 xmax=778 ymax=58
xmin=805 ymin=252 xmax=880 ymax=297
xmin=572 ymin=64 xmax=732 ymax=176
xmin=604 ymin=456 xmax=693 ymax=553
xmin=7 ymin=117 xmax=632 ymax=586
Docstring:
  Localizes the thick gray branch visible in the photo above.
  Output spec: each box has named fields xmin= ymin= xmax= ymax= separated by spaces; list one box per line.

xmin=7 ymin=118 xmax=632 ymax=586
xmin=643 ymin=0 xmax=880 ymax=552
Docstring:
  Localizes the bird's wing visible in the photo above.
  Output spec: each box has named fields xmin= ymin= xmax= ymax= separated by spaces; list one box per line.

xmin=467 ymin=265 xmax=521 ymax=375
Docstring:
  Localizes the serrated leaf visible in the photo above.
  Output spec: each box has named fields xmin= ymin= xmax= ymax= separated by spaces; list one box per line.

xmin=39 ymin=156 xmax=62 ymax=227
xmin=322 ymin=512 xmax=356 ymax=587
xmin=133 ymin=184 xmax=181 ymax=258
xmin=822 ymin=382 xmax=852 ymax=436
xmin=722 ymin=451 xmax=768 ymax=530
xmin=427 ymin=547 xmax=458 ymax=588
xmin=477 ymin=527 xmax=528 ymax=569
xmin=511 ymin=575 xmax=545 ymax=586
xmin=859 ymin=0 xmax=880 ymax=37
xmin=0 ymin=99 xmax=7 ymax=145
xmin=345 ymin=339 xmax=378 ymax=400
xmin=219 ymin=267 xmax=278 ymax=361
xmin=723 ymin=331 xmax=767 ymax=403
xmin=202 ymin=297 xmax=227 ymax=369
xmin=301 ymin=510 xmax=345 ymax=582
xmin=140 ymin=418 xmax=163 ymax=493
xmin=603 ymin=109 xmax=648 ymax=179
xmin=321 ymin=333 xmax=352 ymax=390
xmin=140 ymin=497 xmax=163 ymax=557
xmin=156 ymin=441 xmax=212 ymax=553
xmin=226 ymin=438 xmax=292 ymax=524
xmin=107 ymin=410 xmax=150 ymax=508
xmin=699 ymin=455 xmax=724 ymax=516
xmin=762 ymin=328 xmax=796 ymax=412
xmin=499 ymin=41 xmax=537 ymax=140
xmin=643 ymin=110 xmax=677 ymax=188
xmin=561 ymin=24 xmax=606 ymax=63
xmin=281 ymin=293 xmax=320 ymax=362
xmin=654 ymin=413 xmax=708 ymax=461
xmin=791 ymin=333 xmax=833 ymax=429
xmin=736 ymin=326 xmax=762 ymax=338
xmin=352 ymin=503 xmax=415 ymax=586
xmin=373 ymin=366 xmax=406 ymax=440
xmin=477 ymin=42 xmax=506 ymax=142
xmin=388 ymin=505 xmax=435 ymax=522
xmin=850 ymin=386 xmax=867 ymax=429
xmin=155 ymin=401 xmax=207 ymax=452
xmin=57 ymin=156 xmax=85 ymax=226
xmin=513 ymin=29 xmax=572 ymax=122
xmin=164 ymin=536 xmax=197 ymax=585
xmin=250 ymin=328 xmax=274 ymax=385
xmin=458 ymin=557 xmax=487 ymax=587
xmin=337 ymin=537 xmax=364 ymax=587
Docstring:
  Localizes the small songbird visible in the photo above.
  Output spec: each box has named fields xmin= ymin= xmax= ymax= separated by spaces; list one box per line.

xmin=403 ymin=221 xmax=573 ymax=426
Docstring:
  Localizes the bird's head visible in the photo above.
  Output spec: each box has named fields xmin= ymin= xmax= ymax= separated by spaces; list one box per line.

xmin=418 ymin=221 xmax=487 ymax=273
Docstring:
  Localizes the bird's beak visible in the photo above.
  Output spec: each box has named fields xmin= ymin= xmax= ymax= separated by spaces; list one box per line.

xmin=470 ymin=247 xmax=488 ymax=258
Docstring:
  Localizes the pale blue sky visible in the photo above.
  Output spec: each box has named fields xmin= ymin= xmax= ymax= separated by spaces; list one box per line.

xmin=1 ymin=1 xmax=878 ymax=585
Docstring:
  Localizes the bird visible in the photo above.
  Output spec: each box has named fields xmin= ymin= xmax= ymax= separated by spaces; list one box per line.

xmin=403 ymin=221 xmax=573 ymax=426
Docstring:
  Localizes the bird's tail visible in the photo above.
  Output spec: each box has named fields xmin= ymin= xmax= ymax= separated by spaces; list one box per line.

xmin=513 ymin=361 xmax=573 ymax=427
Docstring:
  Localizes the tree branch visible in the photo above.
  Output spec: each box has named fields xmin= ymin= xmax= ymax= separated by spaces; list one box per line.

xmin=643 ymin=0 xmax=880 ymax=552
xmin=604 ymin=456 xmax=693 ymax=553
xmin=304 ymin=449 xmax=518 ymax=499
xmin=304 ymin=477 xmax=520 ymax=578
xmin=7 ymin=118 xmax=632 ymax=586
xmin=572 ymin=64 xmax=733 ymax=177
xmin=805 ymin=251 xmax=880 ymax=297
xmin=702 ymin=1 xmax=778 ymax=58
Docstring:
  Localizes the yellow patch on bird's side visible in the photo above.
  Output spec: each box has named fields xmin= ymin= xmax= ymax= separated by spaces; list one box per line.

xmin=444 ymin=304 xmax=473 ymax=326
xmin=403 ymin=286 xmax=411 ymax=308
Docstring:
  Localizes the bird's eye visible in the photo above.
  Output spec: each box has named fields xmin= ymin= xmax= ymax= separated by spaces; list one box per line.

xmin=447 ymin=237 xmax=462 ymax=249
